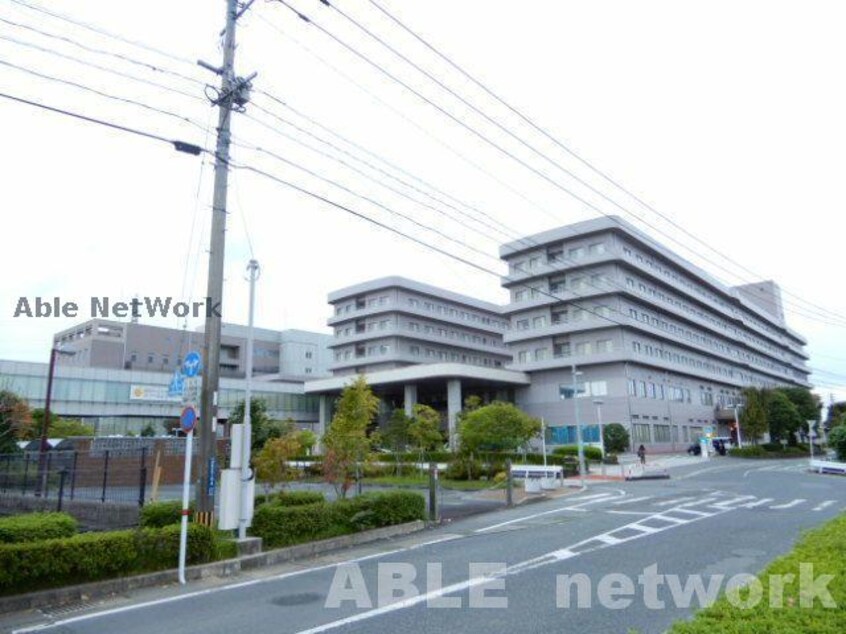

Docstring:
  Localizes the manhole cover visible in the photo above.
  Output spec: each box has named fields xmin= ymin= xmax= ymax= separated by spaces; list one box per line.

xmin=271 ymin=592 xmax=323 ymax=607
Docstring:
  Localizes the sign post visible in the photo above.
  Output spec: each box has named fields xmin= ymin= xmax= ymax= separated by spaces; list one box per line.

xmin=177 ymin=351 xmax=201 ymax=586
xmin=177 ymin=405 xmax=197 ymax=584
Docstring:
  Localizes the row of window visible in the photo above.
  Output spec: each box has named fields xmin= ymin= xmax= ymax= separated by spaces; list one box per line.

xmin=509 ymin=240 xmax=608 ymax=275
xmin=405 ymin=297 xmax=507 ymax=330
xmin=622 ymin=243 xmax=791 ymax=346
xmin=549 ymin=422 xmax=705 ymax=445
xmin=515 ymin=337 xmax=615 ymax=364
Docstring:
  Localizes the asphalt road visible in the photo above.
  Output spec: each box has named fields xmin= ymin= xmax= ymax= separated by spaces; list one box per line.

xmin=4 ymin=457 xmax=844 ymax=634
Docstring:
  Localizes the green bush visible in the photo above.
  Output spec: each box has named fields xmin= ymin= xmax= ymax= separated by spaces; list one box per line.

xmin=0 ymin=524 xmax=216 ymax=595
xmin=444 ymin=456 xmax=482 ymax=480
xmin=139 ymin=500 xmax=193 ymax=528
xmin=829 ymin=426 xmax=846 ymax=461
xmin=0 ymin=512 xmax=78 ymax=544
xmin=250 ymin=491 xmax=425 ymax=549
xmin=603 ymin=423 xmax=630 ymax=454
xmin=728 ymin=446 xmax=767 ymax=458
xmin=275 ymin=490 xmax=325 ymax=506
xmin=552 ymin=444 xmax=603 ymax=462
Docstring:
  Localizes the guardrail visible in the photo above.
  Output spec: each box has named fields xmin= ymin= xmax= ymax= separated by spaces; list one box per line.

xmin=809 ymin=458 xmax=846 ymax=475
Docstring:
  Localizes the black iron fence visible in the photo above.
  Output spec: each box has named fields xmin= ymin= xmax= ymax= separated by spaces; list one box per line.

xmin=0 ymin=449 xmax=149 ymax=509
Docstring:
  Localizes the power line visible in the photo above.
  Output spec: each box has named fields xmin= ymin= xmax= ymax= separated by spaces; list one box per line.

xmin=0 ymin=91 xmax=203 ymax=155
xmin=0 ymin=31 xmax=204 ymax=103
xmin=363 ymin=0 xmax=846 ymax=326
xmin=9 ymin=0 xmax=198 ymax=68
xmin=270 ymin=1 xmax=846 ymax=330
xmin=252 ymin=11 xmax=560 ymax=224
xmin=241 ymin=95 xmax=821 ymax=377
xmin=0 ymin=15 xmax=206 ymax=87
xmin=243 ymin=103 xmax=512 ymax=245
xmin=0 ymin=58 xmax=208 ymax=134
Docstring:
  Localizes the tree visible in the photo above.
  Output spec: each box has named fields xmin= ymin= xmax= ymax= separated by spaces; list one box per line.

xmin=322 ymin=376 xmax=380 ymax=498
xmin=0 ymin=390 xmax=32 ymax=453
xmin=826 ymin=401 xmax=846 ymax=429
xmin=603 ymin=423 xmax=630 ymax=454
xmin=458 ymin=401 xmax=541 ymax=457
xmin=828 ymin=426 xmax=846 ymax=462
xmin=408 ymin=404 xmax=443 ymax=462
xmin=777 ymin=387 xmax=820 ymax=423
xmin=140 ymin=423 xmax=157 ymax=437
xmin=739 ymin=388 xmax=768 ymax=444
xmin=228 ymin=399 xmax=292 ymax=451
xmin=29 ymin=409 xmax=93 ymax=438
xmin=767 ymin=390 xmax=802 ymax=443
xmin=254 ymin=432 xmax=303 ymax=493
xmin=296 ymin=429 xmax=317 ymax=456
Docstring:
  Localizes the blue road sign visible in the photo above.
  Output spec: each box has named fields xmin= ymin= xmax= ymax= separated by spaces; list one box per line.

xmin=183 ymin=351 xmax=202 ymax=378
xmin=207 ymin=457 xmax=217 ymax=496
xmin=180 ymin=406 xmax=197 ymax=433
xmin=168 ymin=371 xmax=185 ymax=398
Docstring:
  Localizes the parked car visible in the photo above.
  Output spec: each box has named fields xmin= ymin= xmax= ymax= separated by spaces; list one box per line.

xmin=687 ymin=443 xmax=702 ymax=456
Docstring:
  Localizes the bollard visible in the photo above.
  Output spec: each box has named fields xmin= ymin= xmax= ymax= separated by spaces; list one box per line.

xmin=428 ymin=461 xmax=439 ymax=522
xmin=57 ymin=468 xmax=68 ymax=512
xmin=101 ymin=450 xmax=110 ymax=503
xmin=138 ymin=466 xmax=148 ymax=507
xmin=506 ymin=459 xmax=513 ymax=507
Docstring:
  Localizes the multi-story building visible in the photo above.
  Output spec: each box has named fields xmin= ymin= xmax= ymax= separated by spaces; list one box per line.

xmin=326 ymin=277 xmax=511 ymax=375
xmin=501 ymin=216 xmax=810 ymax=449
xmin=306 ymin=278 xmax=529 ymax=448
xmin=0 ymin=359 xmax=319 ymax=436
xmin=52 ymin=319 xmax=332 ymax=380
xmin=307 ymin=217 xmax=810 ymax=452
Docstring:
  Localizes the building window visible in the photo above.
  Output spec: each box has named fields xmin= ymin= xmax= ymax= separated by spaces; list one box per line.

xmin=518 ymin=350 xmax=528 ymax=363
xmin=627 ymin=379 xmax=636 ymax=396
xmin=533 ymin=316 xmax=547 ymax=329
xmin=575 ymin=342 xmax=592 ymax=356
xmin=596 ymin=339 xmax=613 ymax=353
xmin=534 ymin=348 xmax=547 ymax=361
xmin=516 ymin=319 xmax=530 ymax=330
xmin=632 ymin=423 xmax=652 ymax=443
xmin=569 ymin=247 xmax=585 ymax=259
xmin=515 ymin=289 xmax=527 ymax=302
xmin=305 ymin=351 xmax=313 ymax=359
xmin=553 ymin=340 xmax=571 ymax=357
xmin=588 ymin=242 xmax=606 ymax=255
xmin=654 ymin=425 xmax=671 ymax=442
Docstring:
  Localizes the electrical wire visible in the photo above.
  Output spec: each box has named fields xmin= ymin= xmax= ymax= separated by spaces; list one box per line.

xmin=0 ymin=58 xmax=208 ymax=134
xmin=9 ymin=0 xmax=198 ymax=68
xmin=362 ymin=0 xmax=846 ymax=327
xmin=0 ymin=90 xmax=203 ymax=154
xmin=0 ymin=31 xmax=204 ymax=103
xmin=324 ymin=0 xmax=846 ymax=329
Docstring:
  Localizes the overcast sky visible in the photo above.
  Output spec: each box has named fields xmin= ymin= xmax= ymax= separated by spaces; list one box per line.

xmin=1 ymin=0 xmax=845 ymax=403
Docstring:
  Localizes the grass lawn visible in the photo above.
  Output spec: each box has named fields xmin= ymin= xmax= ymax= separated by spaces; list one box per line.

xmin=670 ymin=513 xmax=846 ymax=633
xmin=361 ymin=475 xmax=504 ymax=491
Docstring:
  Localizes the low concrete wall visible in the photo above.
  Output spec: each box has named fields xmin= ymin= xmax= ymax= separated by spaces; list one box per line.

xmin=0 ymin=494 xmax=139 ymax=530
xmin=0 ymin=520 xmax=427 ymax=615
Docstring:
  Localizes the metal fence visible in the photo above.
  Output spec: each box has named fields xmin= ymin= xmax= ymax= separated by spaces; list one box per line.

xmin=0 ymin=449 xmax=149 ymax=509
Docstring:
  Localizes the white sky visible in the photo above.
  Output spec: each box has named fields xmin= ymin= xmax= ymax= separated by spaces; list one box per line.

xmin=1 ymin=0 xmax=845 ymax=404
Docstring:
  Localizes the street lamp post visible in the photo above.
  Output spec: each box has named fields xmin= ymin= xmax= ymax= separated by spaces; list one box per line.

xmin=572 ymin=367 xmax=586 ymax=487
xmin=593 ymin=399 xmax=605 ymax=476
xmin=38 ymin=346 xmax=75 ymax=496
xmin=732 ymin=405 xmax=744 ymax=449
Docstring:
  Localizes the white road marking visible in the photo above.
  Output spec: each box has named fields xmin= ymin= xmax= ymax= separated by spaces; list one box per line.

xmin=653 ymin=496 xmax=697 ymax=507
xmin=473 ymin=493 xmax=617 ymax=533
xmin=709 ymin=495 xmax=757 ymax=510
xmin=610 ymin=495 xmax=652 ymax=506
xmin=739 ymin=498 xmax=773 ymax=509
xmin=770 ymin=499 xmax=806 ymax=510
xmin=813 ymin=500 xmax=836 ymax=512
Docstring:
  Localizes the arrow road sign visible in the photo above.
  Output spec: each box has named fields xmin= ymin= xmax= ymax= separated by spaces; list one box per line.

xmin=183 ymin=351 xmax=202 ymax=378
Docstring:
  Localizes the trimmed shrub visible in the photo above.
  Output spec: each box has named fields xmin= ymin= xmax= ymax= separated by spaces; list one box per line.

xmin=552 ymin=445 xmax=603 ymax=462
xmin=250 ymin=491 xmax=425 ymax=548
xmin=444 ymin=456 xmax=482 ymax=480
xmin=275 ymin=490 xmax=325 ymax=506
xmin=728 ymin=446 xmax=767 ymax=458
xmin=0 ymin=524 xmax=216 ymax=596
xmin=0 ymin=512 xmax=78 ymax=544
xmin=139 ymin=501 xmax=193 ymax=528
xmin=829 ymin=426 xmax=846 ymax=461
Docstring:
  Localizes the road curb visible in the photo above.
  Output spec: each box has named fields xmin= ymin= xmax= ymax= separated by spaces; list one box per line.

xmin=0 ymin=520 xmax=426 ymax=615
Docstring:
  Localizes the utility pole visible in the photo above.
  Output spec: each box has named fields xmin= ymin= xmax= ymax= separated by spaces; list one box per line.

xmin=196 ymin=0 xmax=255 ymax=524
xmin=239 ymin=259 xmax=259 ymax=539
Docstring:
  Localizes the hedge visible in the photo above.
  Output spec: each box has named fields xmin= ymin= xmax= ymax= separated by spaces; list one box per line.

xmin=255 ymin=490 xmax=326 ymax=508
xmin=552 ymin=445 xmax=604 ymax=462
xmin=139 ymin=500 xmax=195 ymax=528
xmin=729 ymin=445 xmax=808 ymax=459
xmin=0 ymin=512 xmax=78 ymax=544
xmin=251 ymin=490 xmax=425 ymax=548
xmin=0 ymin=523 xmax=217 ymax=595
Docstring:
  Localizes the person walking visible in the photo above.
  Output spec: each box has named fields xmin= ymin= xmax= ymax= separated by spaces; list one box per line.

xmin=637 ymin=444 xmax=647 ymax=465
